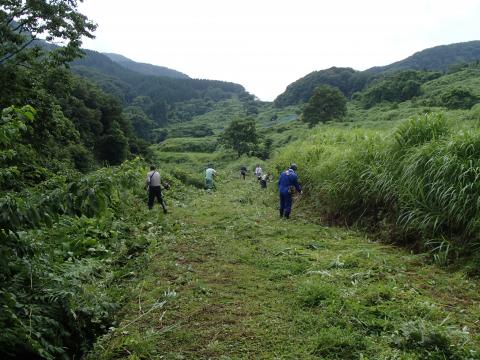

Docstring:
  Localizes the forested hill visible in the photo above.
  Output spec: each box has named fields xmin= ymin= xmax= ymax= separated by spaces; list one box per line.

xmin=274 ymin=40 xmax=480 ymax=107
xmin=103 ymin=52 xmax=190 ymax=79
xmin=274 ymin=67 xmax=369 ymax=107
xmin=366 ymin=40 xmax=480 ymax=74
xmin=71 ymin=49 xmax=251 ymax=129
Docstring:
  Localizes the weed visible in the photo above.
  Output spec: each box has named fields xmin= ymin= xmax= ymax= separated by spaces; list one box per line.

xmin=297 ymin=280 xmax=340 ymax=307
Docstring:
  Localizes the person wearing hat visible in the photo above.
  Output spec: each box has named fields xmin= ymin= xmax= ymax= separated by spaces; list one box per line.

xmin=277 ymin=163 xmax=302 ymax=219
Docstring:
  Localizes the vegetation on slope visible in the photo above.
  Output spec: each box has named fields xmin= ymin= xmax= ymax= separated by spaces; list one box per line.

xmin=367 ymin=40 xmax=480 ymax=74
xmin=274 ymin=41 xmax=480 ymax=109
xmin=104 ymin=52 xmax=190 ymax=79
xmin=274 ymin=67 xmax=369 ymax=107
xmin=72 ymin=50 xmax=254 ymax=131
xmin=273 ymin=111 xmax=480 ymax=266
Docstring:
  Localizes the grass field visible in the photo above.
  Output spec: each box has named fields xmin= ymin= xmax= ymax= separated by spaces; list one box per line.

xmin=87 ymin=173 xmax=480 ymax=359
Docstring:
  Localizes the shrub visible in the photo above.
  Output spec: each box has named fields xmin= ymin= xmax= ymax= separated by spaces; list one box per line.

xmin=440 ymin=87 xmax=479 ymax=109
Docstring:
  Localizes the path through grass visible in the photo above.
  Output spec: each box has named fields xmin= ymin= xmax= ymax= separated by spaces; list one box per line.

xmin=89 ymin=177 xmax=480 ymax=359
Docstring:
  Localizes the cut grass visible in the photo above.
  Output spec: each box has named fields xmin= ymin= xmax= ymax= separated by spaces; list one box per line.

xmin=87 ymin=176 xmax=480 ymax=359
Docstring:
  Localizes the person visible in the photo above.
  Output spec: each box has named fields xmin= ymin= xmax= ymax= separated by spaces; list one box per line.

xmin=255 ymin=164 xmax=263 ymax=180
xmin=205 ymin=164 xmax=217 ymax=190
xmin=240 ymin=165 xmax=247 ymax=180
xmin=278 ymin=163 xmax=302 ymax=219
xmin=146 ymin=165 xmax=167 ymax=213
xmin=260 ymin=172 xmax=270 ymax=189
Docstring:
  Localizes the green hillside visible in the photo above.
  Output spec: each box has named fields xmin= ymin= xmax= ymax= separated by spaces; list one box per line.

xmin=367 ymin=40 xmax=480 ymax=74
xmin=274 ymin=67 xmax=369 ymax=107
xmin=104 ymin=52 xmax=190 ymax=79
xmin=3 ymin=2 xmax=480 ymax=358
xmin=275 ymin=41 xmax=480 ymax=107
xmin=71 ymin=50 xmax=252 ymax=133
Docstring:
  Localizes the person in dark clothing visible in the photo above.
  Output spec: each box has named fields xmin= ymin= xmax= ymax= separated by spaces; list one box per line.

xmin=278 ymin=163 xmax=302 ymax=219
xmin=240 ymin=165 xmax=247 ymax=180
xmin=260 ymin=173 xmax=270 ymax=189
xmin=146 ymin=165 xmax=167 ymax=213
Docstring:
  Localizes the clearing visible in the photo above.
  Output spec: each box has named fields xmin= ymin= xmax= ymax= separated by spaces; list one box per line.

xmin=90 ymin=176 xmax=480 ymax=359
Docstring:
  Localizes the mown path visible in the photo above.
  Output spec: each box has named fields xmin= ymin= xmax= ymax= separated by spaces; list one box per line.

xmin=92 ymin=177 xmax=480 ymax=359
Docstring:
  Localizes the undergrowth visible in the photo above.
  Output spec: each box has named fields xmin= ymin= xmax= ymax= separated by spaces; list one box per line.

xmin=273 ymin=111 xmax=480 ymax=264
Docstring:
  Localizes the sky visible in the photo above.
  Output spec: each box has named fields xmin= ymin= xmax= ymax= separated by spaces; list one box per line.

xmin=78 ymin=0 xmax=480 ymax=101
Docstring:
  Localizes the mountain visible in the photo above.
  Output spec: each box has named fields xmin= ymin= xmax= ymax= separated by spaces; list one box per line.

xmin=104 ymin=53 xmax=190 ymax=79
xmin=70 ymin=49 xmax=251 ymax=129
xmin=366 ymin=40 xmax=480 ymax=74
xmin=275 ymin=40 xmax=480 ymax=107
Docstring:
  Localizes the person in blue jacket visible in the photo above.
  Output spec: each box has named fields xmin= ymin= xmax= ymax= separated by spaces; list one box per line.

xmin=278 ymin=163 xmax=302 ymax=219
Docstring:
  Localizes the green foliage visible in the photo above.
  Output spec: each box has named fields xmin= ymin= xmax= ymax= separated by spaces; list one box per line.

xmin=358 ymin=70 xmax=441 ymax=108
xmin=72 ymin=50 xmax=251 ymax=128
xmin=0 ymin=105 xmax=36 ymax=189
xmin=297 ymin=280 xmax=339 ymax=307
xmin=274 ymin=67 xmax=369 ymax=107
xmin=312 ymin=327 xmax=366 ymax=359
xmin=157 ymin=137 xmax=217 ymax=153
xmin=420 ymin=65 xmax=480 ymax=106
xmin=276 ymin=41 xmax=480 ymax=109
xmin=302 ymin=85 xmax=347 ymax=126
xmin=104 ymin=52 xmax=189 ymax=79
xmin=166 ymin=123 xmax=214 ymax=138
xmin=169 ymin=167 xmax=205 ymax=188
xmin=392 ymin=320 xmax=471 ymax=359
xmin=0 ymin=158 xmax=169 ymax=359
xmin=167 ymin=98 xmax=215 ymax=123
xmin=220 ymin=117 xmax=259 ymax=157
xmin=124 ymin=106 xmax=156 ymax=140
xmin=393 ymin=112 xmax=449 ymax=149
xmin=367 ymin=40 xmax=480 ymax=74
xmin=96 ymin=124 xmax=129 ymax=165
xmin=0 ymin=0 xmax=96 ymax=67
xmin=273 ymin=112 xmax=480 ymax=255
xmin=439 ymin=87 xmax=479 ymax=109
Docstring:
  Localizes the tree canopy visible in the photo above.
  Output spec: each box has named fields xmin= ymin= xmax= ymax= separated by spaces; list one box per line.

xmin=358 ymin=70 xmax=441 ymax=108
xmin=220 ymin=117 xmax=259 ymax=157
xmin=302 ymin=85 xmax=347 ymax=126
xmin=0 ymin=0 xmax=96 ymax=67
xmin=274 ymin=67 xmax=370 ymax=107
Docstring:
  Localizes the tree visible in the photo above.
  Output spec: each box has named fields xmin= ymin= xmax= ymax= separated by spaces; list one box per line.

xmin=0 ymin=0 xmax=96 ymax=67
xmin=302 ymin=85 xmax=347 ymax=126
xmin=440 ymin=87 xmax=479 ymax=109
xmin=220 ymin=117 xmax=259 ymax=157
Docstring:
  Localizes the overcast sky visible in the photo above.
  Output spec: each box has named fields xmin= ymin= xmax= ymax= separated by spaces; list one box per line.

xmin=78 ymin=0 xmax=480 ymax=101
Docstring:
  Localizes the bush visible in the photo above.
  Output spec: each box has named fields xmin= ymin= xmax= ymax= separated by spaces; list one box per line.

xmin=0 ymin=158 xmax=153 ymax=359
xmin=440 ymin=87 xmax=479 ymax=109
xmin=170 ymin=167 xmax=205 ymax=188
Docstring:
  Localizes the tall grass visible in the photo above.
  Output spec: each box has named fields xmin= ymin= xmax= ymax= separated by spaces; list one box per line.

xmin=273 ymin=112 xmax=480 ymax=256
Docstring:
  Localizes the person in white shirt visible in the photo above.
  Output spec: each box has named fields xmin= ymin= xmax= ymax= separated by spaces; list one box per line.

xmin=205 ymin=164 xmax=217 ymax=190
xmin=146 ymin=165 xmax=167 ymax=213
xmin=255 ymin=164 xmax=263 ymax=180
